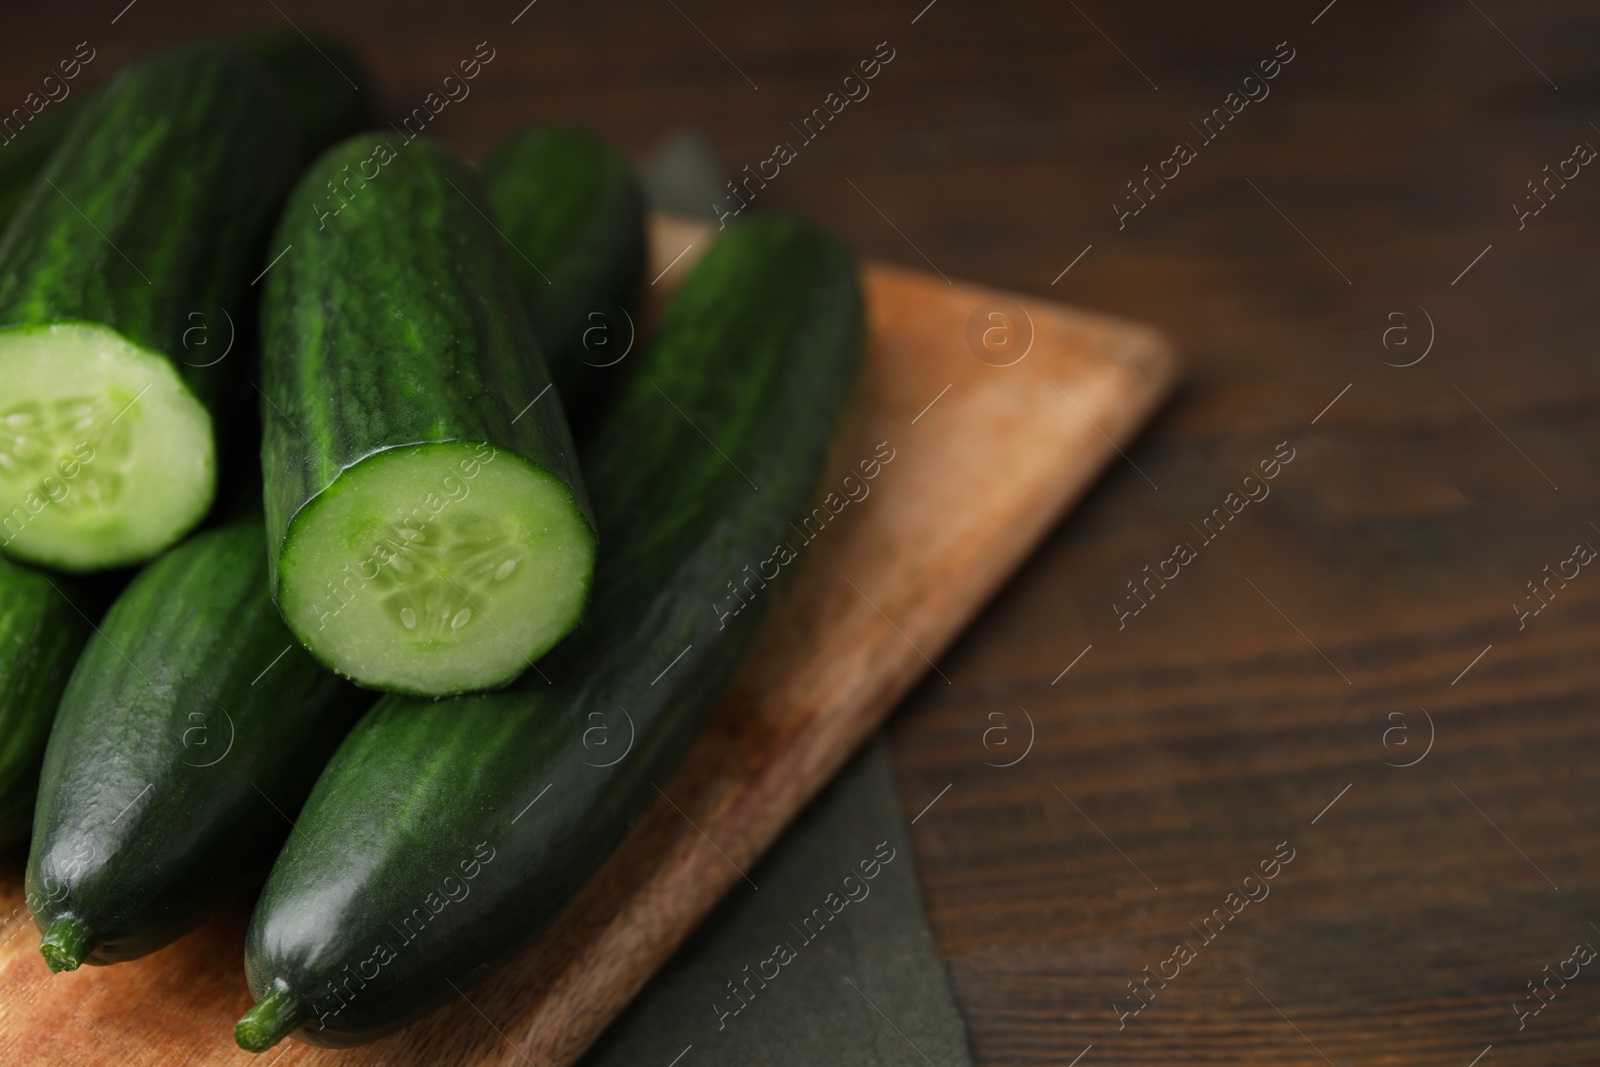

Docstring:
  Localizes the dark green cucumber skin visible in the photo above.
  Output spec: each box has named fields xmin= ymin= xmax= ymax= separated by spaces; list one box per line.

xmin=243 ymin=214 xmax=862 ymax=1047
xmin=27 ymin=520 xmax=370 ymax=965
xmin=482 ymin=125 xmax=646 ymax=433
xmin=0 ymin=45 xmax=298 ymax=414
xmin=207 ymin=32 xmax=376 ymax=524
xmin=0 ymin=556 xmax=91 ymax=846
xmin=0 ymin=34 xmax=370 ymax=236
xmin=0 ymin=100 xmax=82 ymax=234
xmin=260 ymin=133 xmax=592 ymax=596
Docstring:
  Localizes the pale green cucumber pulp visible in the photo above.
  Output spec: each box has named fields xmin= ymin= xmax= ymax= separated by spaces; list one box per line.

xmin=277 ymin=441 xmax=595 ymax=695
xmin=0 ymin=323 xmax=213 ymax=571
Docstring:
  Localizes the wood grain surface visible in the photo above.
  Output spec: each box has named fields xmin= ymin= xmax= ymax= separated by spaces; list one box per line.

xmin=0 ymin=208 xmax=1174 ymax=1065
xmin=2 ymin=0 xmax=1598 ymax=1063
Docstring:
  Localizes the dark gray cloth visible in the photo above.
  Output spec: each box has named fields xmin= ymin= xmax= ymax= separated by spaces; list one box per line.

xmin=581 ymin=734 xmax=973 ymax=1067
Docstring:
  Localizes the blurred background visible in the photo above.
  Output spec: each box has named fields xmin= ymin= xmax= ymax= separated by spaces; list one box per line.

xmin=7 ymin=1 xmax=1600 ymax=1063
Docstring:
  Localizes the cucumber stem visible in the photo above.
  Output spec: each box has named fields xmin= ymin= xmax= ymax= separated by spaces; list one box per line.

xmin=235 ymin=985 xmax=303 ymax=1053
xmin=39 ymin=916 xmax=93 ymax=973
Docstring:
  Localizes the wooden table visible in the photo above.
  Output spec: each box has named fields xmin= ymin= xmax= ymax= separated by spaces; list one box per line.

xmin=7 ymin=1 xmax=1600 ymax=1063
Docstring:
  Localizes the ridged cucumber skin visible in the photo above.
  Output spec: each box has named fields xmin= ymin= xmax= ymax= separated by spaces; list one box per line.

xmin=0 ymin=102 xmax=81 ymax=235
xmin=27 ymin=520 xmax=370 ymax=966
xmin=0 ymin=34 xmax=370 ymax=236
xmin=259 ymin=133 xmax=593 ymax=602
xmin=0 ymin=45 xmax=299 ymax=414
xmin=0 ymin=556 xmax=91 ymax=846
xmin=482 ymin=125 xmax=646 ymax=430
xmin=241 ymin=214 xmax=862 ymax=1047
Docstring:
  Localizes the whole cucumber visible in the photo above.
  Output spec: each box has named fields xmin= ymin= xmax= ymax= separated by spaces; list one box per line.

xmin=28 ymin=519 xmax=370 ymax=970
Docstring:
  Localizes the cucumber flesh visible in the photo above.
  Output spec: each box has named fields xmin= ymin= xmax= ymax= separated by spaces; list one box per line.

xmin=0 ymin=323 xmax=213 ymax=570
xmin=279 ymin=442 xmax=594 ymax=695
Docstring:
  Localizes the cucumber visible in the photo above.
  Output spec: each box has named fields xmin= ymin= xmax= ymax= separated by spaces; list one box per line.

xmin=236 ymin=213 xmax=862 ymax=1051
xmin=27 ymin=519 xmax=368 ymax=971
xmin=0 ymin=101 xmax=83 ymax=234
xmin=0 ymin=554 xmax=92 ymax=846
xmin=482 ymin=125 xmax=646 ymax=433
xmin=0 ymin=45 xmax=298 ymax=572
xmin=209 ymin=34 xmax=375 ymax=520
xmin=0 ymin=33 xmax=371 ymax=237
xmin=261 ymin=134 xmax=595 ymax=697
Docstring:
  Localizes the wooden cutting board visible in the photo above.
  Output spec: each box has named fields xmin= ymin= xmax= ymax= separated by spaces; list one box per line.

xmin=0 ymin=216 xmax=1178 ymax=1066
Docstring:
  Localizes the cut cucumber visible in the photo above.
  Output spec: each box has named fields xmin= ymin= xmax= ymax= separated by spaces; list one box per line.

xmin=278 ymin=442 xmax=595 ymax=696
xmin=237 ymin=214 xmax=864 ymax=1049
xmin=262 ymin=134 xmax=595 ymax=696
xmin=0 ymin=45 xmax=298 ymax=571
xmin=0 ymin=324 xmax=213 ymax=570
